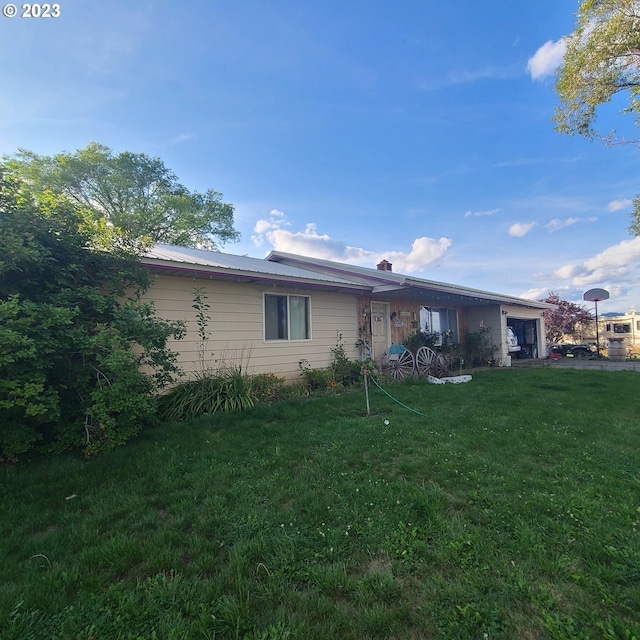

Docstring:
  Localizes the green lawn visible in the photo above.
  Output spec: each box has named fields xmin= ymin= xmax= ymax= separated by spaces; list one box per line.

xmin=1 ymin=368 xmax=639 ymax=639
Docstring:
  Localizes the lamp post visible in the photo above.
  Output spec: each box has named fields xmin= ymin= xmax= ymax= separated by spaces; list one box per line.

xmin=583 ymin=288 xmax=609 ymax=357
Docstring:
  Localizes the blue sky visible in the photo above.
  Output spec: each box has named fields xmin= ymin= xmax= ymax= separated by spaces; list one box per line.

xmin=2 ymin=0 xmax=639 ymax=312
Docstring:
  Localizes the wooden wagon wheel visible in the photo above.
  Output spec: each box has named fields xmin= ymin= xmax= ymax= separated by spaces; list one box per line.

xmin=379 ymin=346 xmax=415 ymax=381
xmin=415 ymin=346 xmax=436 ymax=376
xmin=433 ymin=353 xmax=449 ymax=378
xmin=416 ymin=346 xmax=449 ymax=378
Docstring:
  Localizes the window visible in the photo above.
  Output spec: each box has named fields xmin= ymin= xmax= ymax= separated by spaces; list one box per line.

xmin=420 ymin=307 xmax=458 ymax=344
xmin=264 ymin=294 xmax=310 ymax=340
xmin=613 ymin=323 xmax=631 ymax=334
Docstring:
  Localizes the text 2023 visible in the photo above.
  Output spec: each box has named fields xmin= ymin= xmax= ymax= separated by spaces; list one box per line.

xmin=21 ymin=4 xmax=61 ymax=17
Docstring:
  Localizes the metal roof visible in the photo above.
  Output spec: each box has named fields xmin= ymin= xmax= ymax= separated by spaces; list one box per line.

xmin=142 ymin=244 xmax=367 ymax=290
xmin=267 ymin=251 xmax=552 ymax=310
xmin=141 ymin=245 xmax=551 ymax=310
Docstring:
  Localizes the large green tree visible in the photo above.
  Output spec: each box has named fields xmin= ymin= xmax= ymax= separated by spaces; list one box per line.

xmin=554 ymin=0 xmax=640 ymax=231
xmin=0 ymin=169 xmax=185 ymax=459
xmin=5 ymin=142 xmax=240 ymax=249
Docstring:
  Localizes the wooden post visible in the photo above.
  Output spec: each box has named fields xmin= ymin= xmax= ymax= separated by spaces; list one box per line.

xmin=362 ymin=366 xmax=371 ymax=415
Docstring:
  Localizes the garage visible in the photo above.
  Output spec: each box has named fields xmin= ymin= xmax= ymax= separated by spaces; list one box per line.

xmin=507 ymin=318 xmax=540 ymax=359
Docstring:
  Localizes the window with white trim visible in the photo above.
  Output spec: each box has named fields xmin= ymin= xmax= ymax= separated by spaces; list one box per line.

xmin=264 ymin=294 xmax=311 ymax=340
xmin=419 ymin=307 xmax=459 ymax=344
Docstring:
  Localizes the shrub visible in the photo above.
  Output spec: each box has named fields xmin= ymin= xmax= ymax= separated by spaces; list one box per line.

xmin=298 ymin=359 xmax=337 ymax=391
xmin=0 ymin=172 xmax=184 ymax=458
xmin=250 ymin=372 xmax=288 ymax=403
xmin=331 ymin=332 xmax=362 ymax=385
xmin=403 ymin=331 xmax=441 ymax=354
xmin=459 ymin=328 xmax=496 ymax=368
xmin=403 ymin=329 xmax=496 ymax=370
xmin=297 ymin=334 xmax=366 ymax=392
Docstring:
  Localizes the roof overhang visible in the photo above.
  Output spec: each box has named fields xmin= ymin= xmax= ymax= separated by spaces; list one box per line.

xmin=372 ymin=279 xmax=552 ymax=310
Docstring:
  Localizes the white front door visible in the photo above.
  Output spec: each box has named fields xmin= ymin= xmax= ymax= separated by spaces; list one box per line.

xmin=371 ymin=302 xmax=390 ymax=360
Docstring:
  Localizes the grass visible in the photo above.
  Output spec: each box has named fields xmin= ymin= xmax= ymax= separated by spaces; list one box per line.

xmin=1 ymin=367 xmax=639 ymax=639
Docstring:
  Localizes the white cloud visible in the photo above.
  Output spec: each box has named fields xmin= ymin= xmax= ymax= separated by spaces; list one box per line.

xmin=519 ymin=286 xmax=551 ymax=301
xmin=508 ymin=222 xmax=536 ymax=237
xmin=608 ymin=199 xmax=633 ymax=212
xmin=251 ymin=210 xmax=452 ymax=272
xmin=553 ymin=263 xmax=582 ymax=279
xmin=527 ymin=38 xmax=567 ymax=80
xmin=253 ymin=219 xmax=277 ymax=234
xmin=385 ymin=237 xmax=453 ymax=273
xmin=251 ymin=209 xmax=291 ymax=246
xmin=545 ymin=216 xmax=597 ymax=232
xmin=583 ymin=237 xmax=640 ymax=272
xmin=464 ymin=208 xmax=499 ymax=218
xmin=553 ymin=237 xmax=640 ymax=287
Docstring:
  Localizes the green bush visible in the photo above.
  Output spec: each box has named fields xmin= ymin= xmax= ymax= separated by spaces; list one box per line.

xmin=298 ymin=359 xmax=337 ymax=391
xmin=0 ymin=172 xmax=184 ymax=458
xmin=250 ymin=372 xmax=289 ymax=403
xmin=459 ymin=327 xmax=495 ymax=368
xmin=157 ymin=365 xmax=256 ymax=422
xmin=403 ymin=329 xmax=495 ymax=370
xmin=330 ymin=332 xmax=362 ymax=385
xmin=403 ymin=330 xmax=440 ymax=354
xmin=297 ymin=334 xmax=365 ymax=392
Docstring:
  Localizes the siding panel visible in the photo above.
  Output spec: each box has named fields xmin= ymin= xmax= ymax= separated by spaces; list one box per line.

xmin=142 ymin=274 xmax=359 ymax=381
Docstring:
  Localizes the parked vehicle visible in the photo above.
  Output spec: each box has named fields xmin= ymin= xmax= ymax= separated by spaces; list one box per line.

xmin=507 ymin=327 xmax=521 ymax=353
xmin=549 ymin=343 xmax=596 ymax=358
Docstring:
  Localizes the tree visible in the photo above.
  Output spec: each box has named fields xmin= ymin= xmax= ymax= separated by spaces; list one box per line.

xmin=539 ymin=293 xmax=594 ymax=343
xmin=4 ymin=142 xmax=240 ymax=249
xmin=0 ymin=169 xmax=185 ymax=459
xmin=554 ymin=0 xmax=640 ymax=231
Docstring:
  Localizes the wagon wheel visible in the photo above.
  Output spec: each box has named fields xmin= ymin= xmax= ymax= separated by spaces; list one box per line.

xmin=415 ymin=346 xmax=437 ymax=376
xmin=433 ymin=353 xmax=449 ymax=378
xmin=379 ymin=347 xmax=415 ymax=381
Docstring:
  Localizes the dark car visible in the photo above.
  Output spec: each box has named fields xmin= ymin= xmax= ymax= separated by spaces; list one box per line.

xmin=549 ymin=343 xmax=595 ymax=358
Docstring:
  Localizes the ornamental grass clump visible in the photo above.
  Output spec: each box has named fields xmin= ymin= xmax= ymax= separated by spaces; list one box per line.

xmin=157 ymin=364 xmax=255 ymax=423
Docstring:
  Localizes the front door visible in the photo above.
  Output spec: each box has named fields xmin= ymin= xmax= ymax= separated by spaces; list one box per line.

xmin=371 ymin=302 xmax=390 ymax=360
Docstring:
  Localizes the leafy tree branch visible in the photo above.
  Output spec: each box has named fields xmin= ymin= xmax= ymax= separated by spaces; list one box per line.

xmin=4 ymin=142 xmax=240 ymax=250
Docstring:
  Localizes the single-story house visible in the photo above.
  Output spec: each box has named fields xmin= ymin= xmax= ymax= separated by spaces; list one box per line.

xmin=141 ymin=244 xmax=551 ymax=380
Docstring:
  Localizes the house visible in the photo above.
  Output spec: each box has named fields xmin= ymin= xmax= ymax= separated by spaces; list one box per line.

xmin=141 ymin=244 xmax=551 ymax=380
xmin=600 ymin=311 xmax=640 ymax=356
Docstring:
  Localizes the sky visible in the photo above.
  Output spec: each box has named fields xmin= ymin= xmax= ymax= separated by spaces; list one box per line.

xmin=1 ymin=0 xmax=639 ymax=313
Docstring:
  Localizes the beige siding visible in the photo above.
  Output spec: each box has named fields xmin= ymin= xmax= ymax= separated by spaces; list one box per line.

xmin=142 ymin=273 xmax=360 ymax=382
